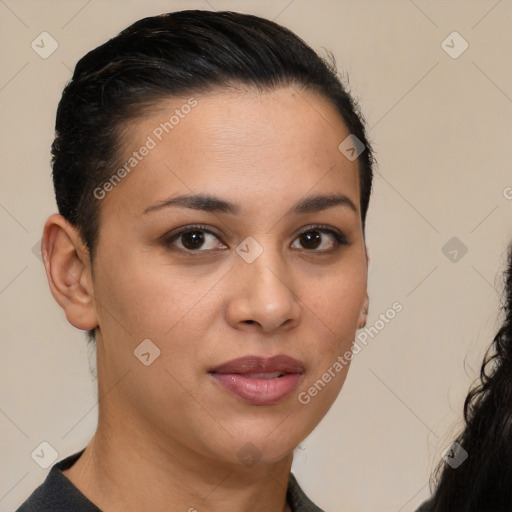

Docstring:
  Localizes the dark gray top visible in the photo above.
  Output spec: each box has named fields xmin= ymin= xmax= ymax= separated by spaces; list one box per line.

xmin=415 ymin=497 xmax=434 ymax=511
xmin=15 ymin=449 xmax=325 ymax=512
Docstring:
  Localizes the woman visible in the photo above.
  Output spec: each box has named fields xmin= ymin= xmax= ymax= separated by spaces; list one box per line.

xmin=417 ymin=243 xmax=512 ymax=511
xmin=16 ymin=10 xmax=374 ymax=512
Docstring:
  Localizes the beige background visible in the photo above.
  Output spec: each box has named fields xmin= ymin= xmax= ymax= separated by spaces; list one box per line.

xmin=2 ymin=0 xmax=512 ymax=511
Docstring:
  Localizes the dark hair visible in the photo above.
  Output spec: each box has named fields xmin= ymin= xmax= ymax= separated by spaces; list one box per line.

xmin=426 ymin=242 xmax=512 ymax=511
xmin=51 ymin=10 xmax=374 ymax=341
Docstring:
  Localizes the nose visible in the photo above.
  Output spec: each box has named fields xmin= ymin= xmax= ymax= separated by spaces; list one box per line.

xmin=224 ymin=246 xmax=301 ymax=334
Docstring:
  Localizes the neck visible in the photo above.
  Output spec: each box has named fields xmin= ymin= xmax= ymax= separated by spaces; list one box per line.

xmin=62 ymin=414 xmax=294 ymax=512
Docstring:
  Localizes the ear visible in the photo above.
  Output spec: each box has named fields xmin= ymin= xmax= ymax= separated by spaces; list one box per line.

xmin=357 ymin=245 xmax=370 ymax=329
xmin=357 ymin=293 xmax=369 ymax=329
xmin=41 ymin=214 xmax=98 ymax=331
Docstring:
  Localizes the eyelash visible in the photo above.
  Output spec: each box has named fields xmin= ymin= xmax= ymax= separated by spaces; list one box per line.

xmin=162 ymin=224 xmax=348 ymax=255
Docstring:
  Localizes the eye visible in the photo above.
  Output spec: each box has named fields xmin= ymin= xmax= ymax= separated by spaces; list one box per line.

xmin=290 ymin=225 xmax=348 ymax=252
xmin=164 ymin=225 xmax=227 ymax=252
xmin=163 ymin=224 xmax=348 ymax=254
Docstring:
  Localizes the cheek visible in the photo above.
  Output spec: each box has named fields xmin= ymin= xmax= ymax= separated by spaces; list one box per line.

xmin=92 ymin=248 xmax=221 ymax=347
xmin=301 ymin=260 xmax=367 ymax=390
xmin=92 ymin=254 xmax=168 ymax=349
xmin=297 ymin=278 xmax=364 ymax=422
xmin=310 ymin=268 xmax=366 ymax=336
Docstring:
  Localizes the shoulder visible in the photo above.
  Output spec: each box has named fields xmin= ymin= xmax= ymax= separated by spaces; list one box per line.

xmin=14 ymin=449 xmax=101 ymax=512
xmin=414 ymin=497 xmax=435 ymax=512
xmin=287 ymin=472 xmax=326 ymax=512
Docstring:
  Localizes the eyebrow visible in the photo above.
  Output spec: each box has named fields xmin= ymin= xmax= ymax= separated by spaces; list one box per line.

xmin=143 ymin=192 xmax=357 ymax=216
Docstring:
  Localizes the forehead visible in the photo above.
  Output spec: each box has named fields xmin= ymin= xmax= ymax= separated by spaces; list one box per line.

xmin=100 ymin=86 xmax=360 ymax=217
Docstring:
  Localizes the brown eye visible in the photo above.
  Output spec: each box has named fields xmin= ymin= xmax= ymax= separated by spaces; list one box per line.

xmin=165 ymin=226 xmax=226 ymax=252
xmin=298 ymin=230 xmax=322 ymax=250
xmin=291 ymin=226 xmax=347 ymax=252
xmin=181 ymin=230 xmax=206 ymax=250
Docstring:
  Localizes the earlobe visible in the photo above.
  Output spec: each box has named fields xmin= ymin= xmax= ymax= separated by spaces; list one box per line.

xmin=357 ymin=246 xmax=370 ymax=330
xmin=357 ymin=294 xmax=369 ymax=330
xmin=42 ymin=214 xmax=98 ymax=331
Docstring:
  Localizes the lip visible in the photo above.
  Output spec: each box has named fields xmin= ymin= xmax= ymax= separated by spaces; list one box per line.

xmin=209 ymin=355 xmax=305 ymax=405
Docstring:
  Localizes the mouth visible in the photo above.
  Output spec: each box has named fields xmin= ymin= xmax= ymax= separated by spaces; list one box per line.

xmin=242 ymin=371 xmax=286 ymax=379
xmin=208 ymin=355 xmax=304 ymax=405
xmin=209 ymin=354 xmax=305 ymax=375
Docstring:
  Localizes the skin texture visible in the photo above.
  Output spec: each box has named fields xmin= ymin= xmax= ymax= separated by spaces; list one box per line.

xmin=42 ymin=86 xmax=369 ymax=512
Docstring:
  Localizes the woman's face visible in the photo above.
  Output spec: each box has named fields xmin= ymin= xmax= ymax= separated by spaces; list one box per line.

xmin=90 ymin=86 xmax=368 ymax=468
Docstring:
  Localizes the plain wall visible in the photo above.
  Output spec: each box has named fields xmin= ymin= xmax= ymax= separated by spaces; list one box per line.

xmin=2 ymin=1 xmax=512 ymax=511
